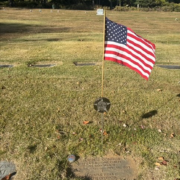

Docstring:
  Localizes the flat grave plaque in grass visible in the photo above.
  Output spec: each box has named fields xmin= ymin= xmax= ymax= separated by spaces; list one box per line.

xmin=29 ymin=64 xmax=56 ymax=68
xmin=157 ymin=65 xmax=180 ymax=69
xmin=71 ymin=156 xmax=137 ymax=180
xmin=73 ymin=62 xmax=101 ymax=66
xmin=0 ymin=65 xmax=13 ymax=68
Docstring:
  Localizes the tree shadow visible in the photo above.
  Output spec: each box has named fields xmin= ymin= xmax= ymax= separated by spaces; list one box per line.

xmin=0 ymin=22 xmax=70 ymax=40
xmin=0 ymin=23 xmax=70 ymax=34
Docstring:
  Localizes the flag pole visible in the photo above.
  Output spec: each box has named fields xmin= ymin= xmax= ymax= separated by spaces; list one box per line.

xmin=101 ymin=9 xmax=106 ymax=98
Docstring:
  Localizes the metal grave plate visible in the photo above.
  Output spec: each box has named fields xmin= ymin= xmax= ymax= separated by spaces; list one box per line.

xmin=29 ymin=64 xmax=56 ymax=67
xmin=157 ymin=65 xmax=180 ymax=69
xmin=0 ymin=65 xmax=13 ymax=68
xmin=74 ymin=62 xmax=96 ymax=66
xmin=71 ymin=156 xmax=137 ymax=180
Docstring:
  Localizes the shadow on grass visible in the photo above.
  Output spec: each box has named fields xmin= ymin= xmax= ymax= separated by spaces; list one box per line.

xmin=141 ymin=110 xmax=158 ymax=119
xmin=57 ymin=156 xmax=92 ymax=180
xmin=0 ymin=22 xmax=70 ymax=40
xmin=140 ymin=94 xmax=180 ymax=120
xmin=67 ymin=167 xmax=92 ymax=180
xmin=0 ymin=23 xmax=32 ymax=34
xmin=27 ymin=144 xmax=37 ymax=153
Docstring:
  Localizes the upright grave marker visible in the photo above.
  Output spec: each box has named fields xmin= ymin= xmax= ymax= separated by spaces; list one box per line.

xmin=96 ymin=9 xmax=104 ymax=16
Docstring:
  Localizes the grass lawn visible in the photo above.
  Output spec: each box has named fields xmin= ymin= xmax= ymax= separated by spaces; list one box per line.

xmin=0 ymin=7 xmax=180 ymax=179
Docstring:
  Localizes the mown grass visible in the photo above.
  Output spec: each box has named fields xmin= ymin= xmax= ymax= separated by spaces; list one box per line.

xmin=0 ymin=8 xmax=180 ymax=179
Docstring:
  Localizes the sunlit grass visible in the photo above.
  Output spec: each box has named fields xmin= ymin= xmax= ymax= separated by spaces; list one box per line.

xmin=0 ymin=8 xmax=180 ymax=179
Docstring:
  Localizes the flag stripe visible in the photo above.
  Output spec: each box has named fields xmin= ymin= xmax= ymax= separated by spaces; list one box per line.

xmin=105 ymin=42 xmax=154 ymax=79
xmin=127 ymin=37 xmax=155 ymax=61
xmin=127 ymin=39 xmax=155 ymax=64
xmin=128 ymin=29 xmax=155 ymax=52
xmin=104 ymin=18 xmax=156 ymax=80
xmin=105 ymin=49 xmax=152 ymax=74
xmin=105 ymin=56 xmax=150 ymax=80
xmin=105 ymin=49 xmax=152 ymax=76
xmin=105 ymin=42 xmax=154 ymax=68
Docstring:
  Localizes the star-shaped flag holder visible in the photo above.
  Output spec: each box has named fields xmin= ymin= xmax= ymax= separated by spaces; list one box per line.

xmin=94 ymin=97 xmax=111 ymax=113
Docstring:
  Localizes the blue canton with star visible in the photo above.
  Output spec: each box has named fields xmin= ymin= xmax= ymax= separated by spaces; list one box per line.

xmin=105 ymin=18 xmax=127 ymax=45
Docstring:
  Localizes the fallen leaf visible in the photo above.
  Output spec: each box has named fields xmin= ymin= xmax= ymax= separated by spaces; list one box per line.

xmin=155 ymin=162 xmax=161 ymax=166
xmin=161 ymin=160 xmax=168 ymax=166
xmin=83 ymin=121 xmax=90 ymax=125
xmin=140 ymin=125 xmax=145 ymax=129
xmin=158 ymin=157 xmax=164 ymax=161
xmin=89 ymin=134 xmax=93 ymax=138
xmin=171 ymin=133 xmax=175 ymax=138
xmin=2 ymin=175 xmax=10 ymax=180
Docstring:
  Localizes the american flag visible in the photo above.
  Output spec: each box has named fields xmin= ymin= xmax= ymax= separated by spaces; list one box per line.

xmin=104 ymin=18 xmax=156 ymax=80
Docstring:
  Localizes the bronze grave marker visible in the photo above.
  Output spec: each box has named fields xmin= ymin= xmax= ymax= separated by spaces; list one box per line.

xmin=71 ymin=156 xmax=137 ymax=180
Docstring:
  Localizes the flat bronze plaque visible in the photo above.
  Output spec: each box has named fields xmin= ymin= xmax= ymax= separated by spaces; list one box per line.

xmin=157 ymin=65 xmax=180 ymax=69
xmin=73 ymin=62 xmax=102 ymax=66
xmin=0 ymin=65 xmax=13 ymax=68
xmin=71 ymin=156 xmax=137 ymax=180
xmin=29 ymin=64 xmax=56 ymax=67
